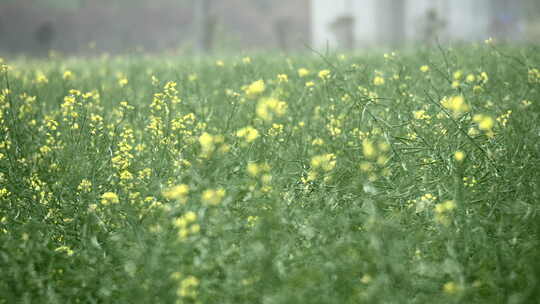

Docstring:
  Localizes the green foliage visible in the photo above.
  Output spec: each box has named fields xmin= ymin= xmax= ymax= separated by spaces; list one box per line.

xmin=0 ymin=44 xmax=539 ymax=303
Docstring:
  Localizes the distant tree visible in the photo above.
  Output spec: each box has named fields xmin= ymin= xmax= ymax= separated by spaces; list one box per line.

xmin=274 ymin=17 xmax=294 ymax=51
xmin=376 ymin=0 xmax=405 ymax=46
xmin=422 ymin=8 xmax=446 ymax=44
xmin=193 ymin=0 xmax=215 ymax=53
xmin=35 ymin=21 xmax=55 ymax=55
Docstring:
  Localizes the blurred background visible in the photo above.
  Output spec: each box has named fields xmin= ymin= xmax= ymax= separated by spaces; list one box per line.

xmin=0 ymin=0 xmax=539 ymax=57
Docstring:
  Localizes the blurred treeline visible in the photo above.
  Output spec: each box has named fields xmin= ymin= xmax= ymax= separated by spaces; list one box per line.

xmin=0 ymin=0 xmax=310 ymax=56
xmin=525 ymin=0 xmax=540 ymax=41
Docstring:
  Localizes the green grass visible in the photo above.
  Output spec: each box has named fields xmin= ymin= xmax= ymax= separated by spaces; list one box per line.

xmin=1 ymin=44 xmax=539 ymax=303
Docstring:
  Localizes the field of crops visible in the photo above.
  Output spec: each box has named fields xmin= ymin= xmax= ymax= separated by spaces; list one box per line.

xmin=1 ymin=43 xmax=539 ymax=303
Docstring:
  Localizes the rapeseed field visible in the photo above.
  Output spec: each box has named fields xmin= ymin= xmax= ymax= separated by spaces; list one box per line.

xmin=1 ymin=43 xmax=539 ymax=303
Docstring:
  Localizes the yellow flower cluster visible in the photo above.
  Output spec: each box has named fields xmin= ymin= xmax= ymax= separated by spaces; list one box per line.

xmin=441 ymin=96 xmax=470 ymax=116
xmin=413 ymin=109 xmax=431 ymax=121
xmin=177 ymin=275 xmax=199 ymax=298
xmin=236 ymin=126 xmax=259 ymax=143
xmin=496 ymin=110 xmax=512 ymax=127
xmin=77 ymin=179 xmax=92 ymax=193
xmin=360 ymin=139 xmax=391 ymax=181
xmin=434 ymin=200 xmax=456 ymax=225
xmin=311 ymin=153 xmax=336 ymax=172
xmin=0 ymin=188 xmax=11 ymax=198
xmin=34 ymin=71 xmax=49 ymax=84
xmin=267 ymin=123 xmax=284 ymax=139
xmin=163 ymin=184 xmax=190 ymax=204
xmin=116 ymin=73 xmax=128 ymax=87
xmin=55 ymin=245 xmax=74 ymax=256
xmin=463 ymin=177 xmax=477 ymax=188
xmin=454 ymin=151 xmax=466 ymax=162
xmin=528 ymin=68 xmax=540 ymax=84
xmin=373 ymin=76 xmax=385 ymax=86
xmin=247 ymin=162 xmax=272 ymax=193
xmin=409 ymin=193 xmax=437 ymax=213
xmin=318 ymin=69 xmax=331 ymax=80
xmin=454 ymin=71 xmax=488 ymax=89
xmin=306 ymin=153 xmax=336 ymax=182
xmin=173 ymin=211 xmax=199 ymax=240
xmin=326 ymin=114 xmax=343 ymax=137
xmin=101 ymin=192 xmax=119 ymax=205
xmin=171 ymin=272 xmax=200 ymax=299
xmin=198 ymin=132 xmax=215 ymax=158
xmin=163 ymin=81 xmax=181 ymax=104
xmin=201 ymin=188 xmax=226 ymax=206
xmin=277 ymin=74 xmax=288 ymax=83
xmin=247 ymin=215 xmax=259 ymax=227
xmin=362 ymin=139 xmax=389 ymax=163
xmin=111 ymin=129 xmax=135 ymax=173
xmin=63 ymin=70 xmax=75 ymax=81
xmin=243 ymin=79 xmax=266 ymax=98
xmin=473 ymin=114 xmax=495 ymax=137
xmin=170 ymin=112 xmax=199 ymax=140
xmin=256 ymin=97 xmax=287 ymax=122
xmin=298 ymin=68 xmax=310 ymax=77
xmin=443 ymin=281 xmax=460 ymax=295
xmin=247 ymin=162 xmax=271 ymax=177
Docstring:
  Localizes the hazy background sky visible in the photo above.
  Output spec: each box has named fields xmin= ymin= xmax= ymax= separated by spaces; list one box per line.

xmin=0 ymin=0 xmax=539 ymax=57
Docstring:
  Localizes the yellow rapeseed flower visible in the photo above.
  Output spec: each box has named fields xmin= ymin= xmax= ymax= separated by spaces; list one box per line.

xmin=362 ymin=139 xmax=377 ymax=159
xmin=443 ymin=281 xmax=460 ymax=295
xmin=318 ymin=69 xmax=331 ymax=80
xmin=163 ymin=184 xmax=190 ymax=203
xmin=360 ymin=274 xmax=372 ymax=284
xmin=0 ymin=188 xmax=11 ymax=198
xmin=312 ymin=138 xmax=324 ymax=146
xmin=473 ymin=114 xmax=494 ymax=131
xmin=119 ymin=170 xmax=133 ymax=180
xmin=177 ymin=275 xmax=199 ymax=298
xmin=201 ymin=188 xmax=226 ymax=206
xmin=184 ymin=211 xmax=197 ymax=222
xmin=454 ymin=151 xmax=465 ymax=162
xmin=277 ymin=74 xmax=288 ymax=83
xmin=236 ymin=126 xmax=259 ymax=143
xmin=188 ymin=73 xmax=198 ymax=82
xmin=63 ymin=70 xmax=74 ymax=80
xmin=256 ymin=97 xmax=287 ymax=122
xmin=441 ymin=96 xmax=470 ymax=116
xmin=298 ymin=68 xmax=310 ymax=77
xmin=118 ymin=78 xmax=128 ymax=87
xmin=35 ymin=71 xmax=49 ymax=84
xmin=244 ymin=79 xmax=265 ymax=98
xmin=198 ymin=132 xmax=215 ymax=157
xmin=480 ymin=72 xmax=489 ymax=83
xmin=373 ymin=76 xmax=385 ymax=86
xmin=311 ymin=153 xmax=336 ymax=172
xmin=247 ymin=163 xmax=260 ymax=177
xmin=413 ymin=110 xmax=430 ymax=120
xmin=55 ymin=246 xmax=74 ymax=256
xmin=101 ymin=192 xmax=119 ymax=205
